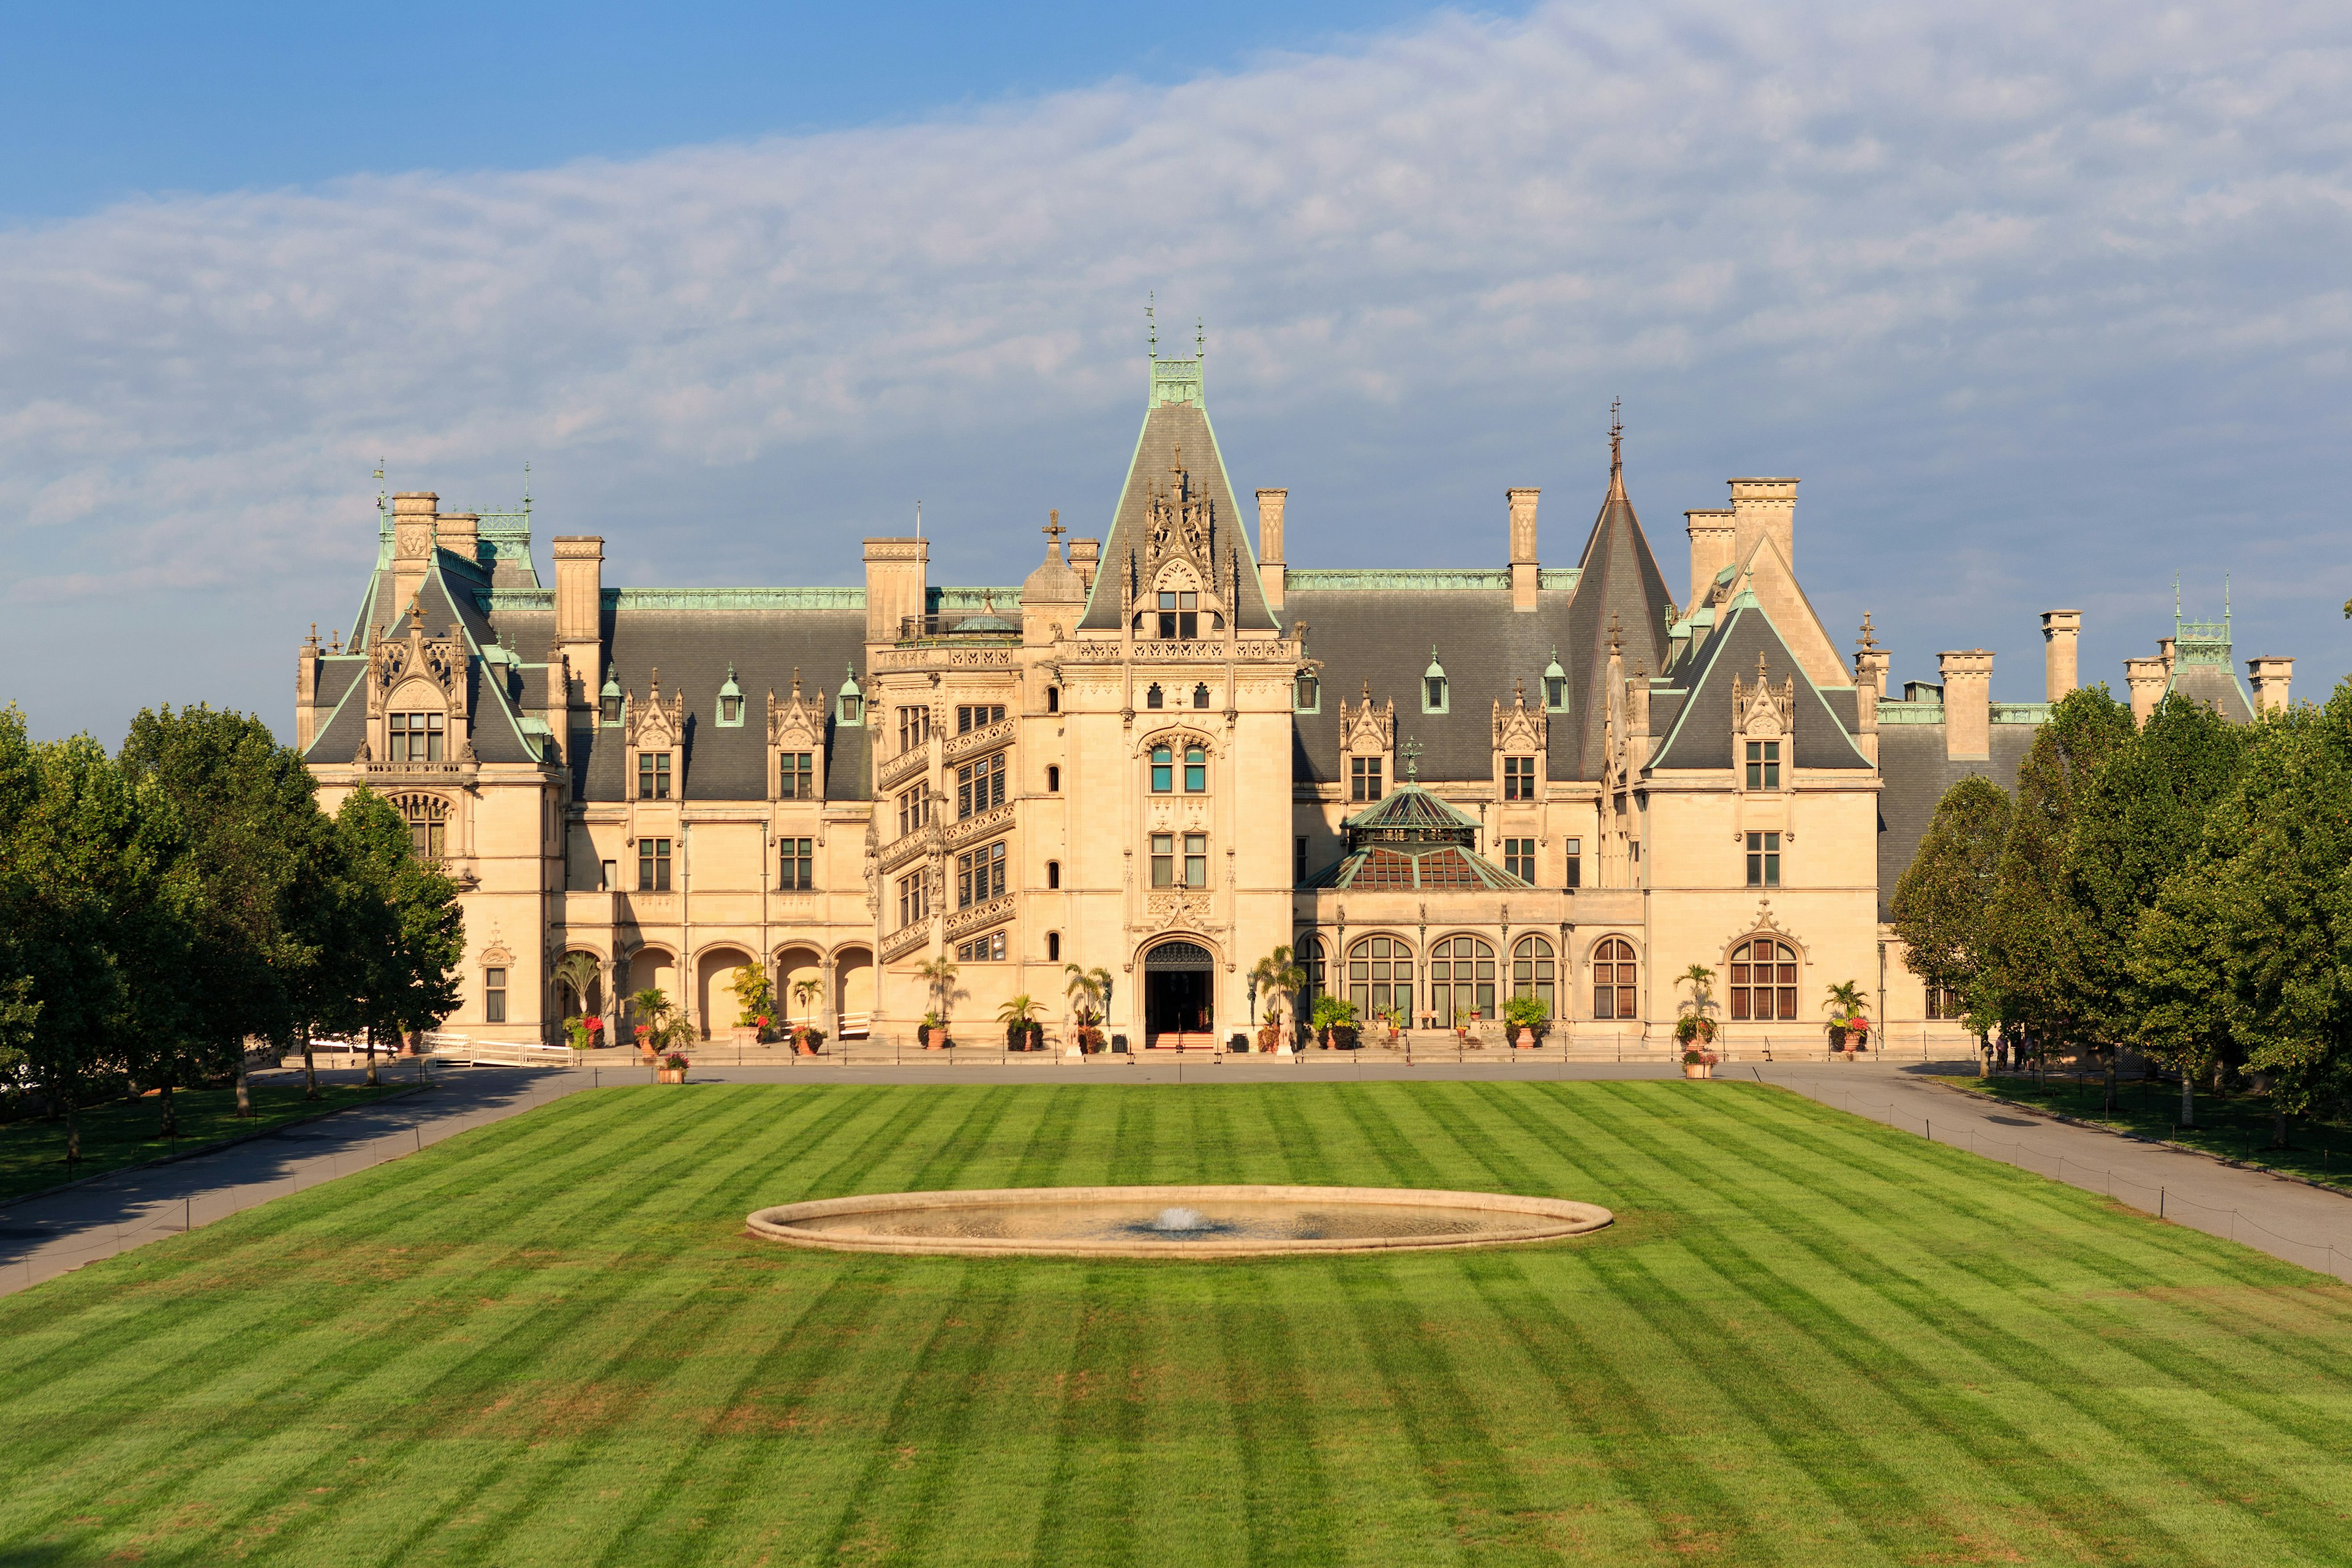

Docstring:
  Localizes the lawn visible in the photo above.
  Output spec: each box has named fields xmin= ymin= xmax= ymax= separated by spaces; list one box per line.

xmin=0 ymin=1080 xmax=418 ymax=1205
xmin=1942 ymin=1072 xmax=2352 ymax=1194
xmin=1 ymin=1081 xmax=2347 ymax=1567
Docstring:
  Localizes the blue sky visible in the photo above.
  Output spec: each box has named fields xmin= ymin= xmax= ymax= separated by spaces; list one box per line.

xmin=2 ymin=1 xmax=2348 ymax=743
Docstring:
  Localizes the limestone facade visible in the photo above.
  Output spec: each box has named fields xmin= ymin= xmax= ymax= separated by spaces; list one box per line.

xmin=295 ymin=353 xmax=2291 ymax=1052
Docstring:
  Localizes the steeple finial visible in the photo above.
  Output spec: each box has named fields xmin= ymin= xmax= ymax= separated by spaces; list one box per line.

xmin=1858 ymin=611 xmax=1878 ymax=650
xmin=1607 ymin=613 xmax=1622 ymax=656
xmin=1610 ymin=398 xmax=1623 ymax=475
xmin=1196 ymin=317 xmax=1204 ymax=357
xmin=1044 ymin=508 xmax=1065 ymax=548
xmin=1402 ymin=739 xmax=1423 ymax=782
xmin=1147 ymin=293 xmax=1157 ymax=358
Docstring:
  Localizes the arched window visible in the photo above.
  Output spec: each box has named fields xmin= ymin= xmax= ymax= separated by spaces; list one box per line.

xmin=1429 ymin=935 xmax=1496 ymax=1026
xmin=1046 ymin=765 xmax=1061 ymax=792
xmin=1149 ymin=745 xmax=1172 ymax=793
xmin=1192 ymin=682 xmax=1210 ymax=709
xmin=1512 ymin=935 xmax=1555 ymax=1012
xmin=1297 ymin=936 xmax=1325 ymax=1013
xmin=1183 ymin=745 xmax=1207 ymax=793
xmin=1047 ymin=931 xmax=1061 ymax=962
xmin=1592 ymin=938 xmax=1637 ymax=1020
xmin=1730 ymin=938 xmax=1798 ymax=1022
xmin=1348 ymin=935 xmax=1414 ymax=1021
xmin=1046 ymin=686 xmax=1059 ymax=714
xmin=1146 ymin=684 xmax=1164 ymax=709
xmin=1046 ymin=859 xmax=1060 ymax=889
xmin=393 ymin=793 xmax=450 ymax=861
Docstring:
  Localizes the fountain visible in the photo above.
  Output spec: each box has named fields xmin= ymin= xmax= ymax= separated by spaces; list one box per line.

xmin=746 ymin=1185 xmax=1613 ymax=1259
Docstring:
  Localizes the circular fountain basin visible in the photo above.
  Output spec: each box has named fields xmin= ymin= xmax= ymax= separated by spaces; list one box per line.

xmin=745 ymin=1184 xmax=1613 ymax=1259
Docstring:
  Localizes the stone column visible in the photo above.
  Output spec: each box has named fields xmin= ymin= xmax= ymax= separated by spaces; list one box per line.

xmin=1256 ymin=488 xmax=1287 ymax=612
xmin=2124 ymin=657 xmax=2168 ymax=723
xmin=1507 ymin=488 xmax=1540 ymax=611
xmin=2247 ymin=657 xmax=2294 ymax=715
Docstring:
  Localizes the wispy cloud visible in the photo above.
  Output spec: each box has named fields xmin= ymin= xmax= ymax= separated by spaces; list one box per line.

xmin=2 ymin=0 xmax=2348 ymax=737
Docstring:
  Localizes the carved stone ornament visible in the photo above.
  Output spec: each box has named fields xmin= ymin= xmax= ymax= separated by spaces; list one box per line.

xmin=368 ymin=617 xmax=463 ymax=715
xmin=1732 ymin=653 xmax=1796 ymax=744
xmin=1493 ymin=682 xmax=1546 ymax=755
xmin=1338 ymin=682 xmax=1395 ymax=755
xmin=625 ymin=667 xmax=686 ymax=748
xmin=767 ymin=667 xmax=826 ymax=752
xmin=1144 ymin=450 xmax=1216 ymax=572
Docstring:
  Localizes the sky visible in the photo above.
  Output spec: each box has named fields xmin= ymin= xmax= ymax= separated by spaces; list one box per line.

xmin=2 ymin=0 xmax=2348 ymax=744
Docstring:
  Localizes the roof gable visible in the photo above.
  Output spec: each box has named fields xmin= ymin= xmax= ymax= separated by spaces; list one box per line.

xmin=1649 ymin=595 xmax=1872 ymax=772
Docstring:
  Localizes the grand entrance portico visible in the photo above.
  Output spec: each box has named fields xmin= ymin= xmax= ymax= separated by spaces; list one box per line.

xmin=1142 ymin=940 xmax=1215 ymax=1048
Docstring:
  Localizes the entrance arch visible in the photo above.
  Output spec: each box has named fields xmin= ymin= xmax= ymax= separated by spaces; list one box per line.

xmin=775 ymin=945 xmax=824 ymax=1026
xmin=1142 ymin=940 xmax=1215 ymax=1044
xmin=833 ymin=946 xmax=873 ymax=1035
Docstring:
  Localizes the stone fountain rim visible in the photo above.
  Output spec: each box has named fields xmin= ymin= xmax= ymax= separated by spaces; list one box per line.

xmin=745 ymin=1183 xmax=1614 ymax=1259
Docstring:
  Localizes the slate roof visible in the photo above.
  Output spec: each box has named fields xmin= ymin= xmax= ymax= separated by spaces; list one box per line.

xmin=1559 ymin=467 xmax=1678 ymax=779
xmin=2166 ymin=660 xmax=2255 ymax=723
xmin=1648 ymin=595 xmax=1873 ymax=773
xmin=1077 ymin=379 xmax=1276 ymax=632
xmin=1285 ymin=587 xmax=1581 ymax=783
xmin=1875 ymin=723 xmax=2038 ymax=922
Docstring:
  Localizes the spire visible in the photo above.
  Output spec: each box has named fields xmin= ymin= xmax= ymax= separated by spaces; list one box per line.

xmin=1607 ymin=398 xmax=1626 ymax=502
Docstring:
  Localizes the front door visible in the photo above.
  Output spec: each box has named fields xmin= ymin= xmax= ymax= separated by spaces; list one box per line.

xmin=1144 ymin=968 xmax=1212 ymax=1041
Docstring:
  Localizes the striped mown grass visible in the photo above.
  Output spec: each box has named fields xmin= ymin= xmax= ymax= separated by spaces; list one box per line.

xmin=1 ymin=1080 xmax=2347 ymax=1566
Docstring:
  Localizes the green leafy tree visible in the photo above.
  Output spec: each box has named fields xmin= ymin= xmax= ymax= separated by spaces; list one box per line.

xmin=1248 ymin=946 xmax=1307 ymax=1037
xmin=119 ymin=705 xmax=332 ymax=1117
xmin=1981 ymin=687 xmax=2136 ymax=1073
xmin=1063 ymin=963 xmax=1111 ymax=1025
xmin=2059 ymin=693 xmax=2247 ymax=1109
xmin=333 ymin=789 xmax=463 ymax=1090
xmin=2133 ymin=690 xmax=2352 ymax=1139
xmin=0 ymin=720 xmax=189 ymax=1159
xmin=1890 ymin=774 xmax=2013 ymax=1066
xmin=916 ymin=956 xmax=961 ymax=1027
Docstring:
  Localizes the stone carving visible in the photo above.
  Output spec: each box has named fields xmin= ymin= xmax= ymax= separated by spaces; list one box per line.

xmin=1338 ymin=682 xmax=1394 ymax=756
xmin=1493 ymin=680 xmax=1545 ymax=755
xmin=1732 ymin=652 xmax=1796 ymax=745
xmin=1148 ymin=890 xmax=1215 ymax=929
xmin=767 ymin=667 xmax=826 ymax=752
xmin=625 ymin=668 xmax=685 ymax=749
xmin=1145 ymin=450 xmax=1215 ymax=570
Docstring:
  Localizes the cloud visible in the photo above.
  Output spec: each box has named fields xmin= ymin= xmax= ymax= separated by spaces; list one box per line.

xmin=2 ymin=0 xmax=2349 ymax=739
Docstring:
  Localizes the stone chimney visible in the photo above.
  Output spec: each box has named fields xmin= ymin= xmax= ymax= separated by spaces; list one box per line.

xmin=1728 ymin=478 xmax=1798 ymax=570
xmin=1685 ymin=508 xmax=1736 ymax=608
xmin=1256 ymin=488 xmax=1287 ymax=612
xmin=295 ymin=626 xmax=322 ymax=752
xmin=2157 ymin=636 xmax=2176 ymax=679
xmin=1507 ymin=488 xmax=1540 ymax=611
xmin=2124 ymin=657 xmax=2168 ymax=723
xmin=863 ymin=537 xmax=929 ymax=644
xmin=1068 ymin=537 xmax=1099 ymax=592
xmin=2040 ymin=609 xmax=2081 ymax=701
xmin=437 ymin=511 xmax=480 ymax=566
xmin=388 ymin=492 xmax=439 ymax=631
xmin=1938 ymin=649 xmax=1993 ymax=760
xmin=2247 ymin=657 xmax=2294 ymax=715
xmin=551 ymin=536 xmax=605 ymax=713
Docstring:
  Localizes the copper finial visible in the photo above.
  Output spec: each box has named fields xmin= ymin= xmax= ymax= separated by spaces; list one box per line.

xmin=1609 ymin=398 xmax=1623 ymax=475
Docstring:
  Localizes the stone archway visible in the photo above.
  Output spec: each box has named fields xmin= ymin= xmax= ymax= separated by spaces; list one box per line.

xmin=695 ymin=946 xmax=757 ymax=1040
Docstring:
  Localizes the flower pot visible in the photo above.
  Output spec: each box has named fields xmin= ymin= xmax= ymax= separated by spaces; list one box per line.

xmin=925 ymin=1027 xmax=950 ymax=1050
xmin=657 ymin=1068 xmax=687 ymax=1084
xmin=1683 ymin=1063 xmax=1712 ymax=1080
xmin=1515 ymin=1027 xmax=1536 ymax=1049
xmin=638 ymin=1044 xmax=658 ymax=1065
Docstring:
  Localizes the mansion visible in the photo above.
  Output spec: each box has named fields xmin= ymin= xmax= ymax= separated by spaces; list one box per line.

xmin=295 ymin=352 xmax=2295 ymax=1050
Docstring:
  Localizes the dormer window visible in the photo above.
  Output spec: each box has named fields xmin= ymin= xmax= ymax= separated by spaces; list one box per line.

xmin=600 ymin=677 xmax=623 ymax=725
xmin=1422 ymin=647 xmax=1449 ymax=714
xmin=836 ymin=667 xmax=864 ymax=725
xmin=639 ymin=752 xmax=671 ymax=799
xmin=1542 ymin=650 xmax=1568 ymax=712
xmin=716 ymin=665 xmax=745 ymax=727
xmin=389 ymin=712 xmax=444 ymax=763
xmin=1157 ymin=590 xmax=1198 ymax=639
xmin=1745 ymin=741 xmax=1781 ymax=790
xmin=1294 ymin=671 xmax=1319 ymax=711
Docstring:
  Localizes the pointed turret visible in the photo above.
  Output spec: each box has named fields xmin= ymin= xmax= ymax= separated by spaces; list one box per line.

xmin=1558 ymin=407 xmax=1676 ymax=778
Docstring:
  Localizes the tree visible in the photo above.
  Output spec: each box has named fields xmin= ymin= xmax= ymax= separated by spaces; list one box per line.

xmin=2134 ymin=690 xmax=2352 ymax=1139
xmin=333 ymin=790 xmax=463 ymax=1091
xmin=1890 ymin=774 xmax=2012 ymax=1068
xmin=1675 ymin=964 xmax=1718 ymax=1043
xmin=1981 ymin=687 xmax=2135 ymax=1072
xmin=916 ymin=956 xmax=961 ymax=1023
xmin=119 ymin=705 xmax=333 ymax=1118
xmin=2059 ymin=693 xmax=2247 ymax=1109
xmin=1063 ymin=964 xmax=1111 ymax=1025
xmin=1248 ymin=946 xmax=1307 ymax=1039
xmin=0 ymin=721 xmax=189 ymax=1159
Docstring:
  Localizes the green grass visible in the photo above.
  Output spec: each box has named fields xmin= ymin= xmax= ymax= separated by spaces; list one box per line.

xmin=1 ymin=1082 xmax=2348 ymax=1567
xmin=0 ymin=1081 xmax=415 ymax=1204
xmin=1940 ymin=1072 xmax=2352 ymax=1194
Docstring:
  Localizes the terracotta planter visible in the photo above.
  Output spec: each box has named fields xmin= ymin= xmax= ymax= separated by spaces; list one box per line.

xmin=794 ymin=1038 xmax=818 ymax=1057
xmin=925 ymin=1027 xmax=950 ymax=1050
xmin=1515 ymin=1027 xmax=1536 ymax=1049
xmin=657 ymin=1067 xmax=687 ymax=1084
xmin=638 ymin=1044 xmax=658 ymax=1065
xmin=1683 ymin=1063 xmax=1712 ymax=1080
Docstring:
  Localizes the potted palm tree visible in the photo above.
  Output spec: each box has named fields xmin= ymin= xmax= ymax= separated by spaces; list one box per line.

xmin=916 ymin=956 xmax=960 ymax=1048
xmin=554 ymin=952 xmax=602 ymax=1058
xmin=629 ymin=986 xmax=673 ymax=1063
xmin=1248 ymin=946 xmax=1306 ymax=1058
xmin=1310 ymin=993 xmax=1359 ymax=1050
xmin=1824 ymin=981 xmax=1870 ymax=1057
xmin=1064 ymin=962 xmax=1111 ymax=1054
xmin=1502 ymin=993 xmax=1549 ymax=1048
xmin=791 ymin=977 xmax=824 ymax=1054
xmin=998 ymin=993 xmax=1043 ymax=1051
